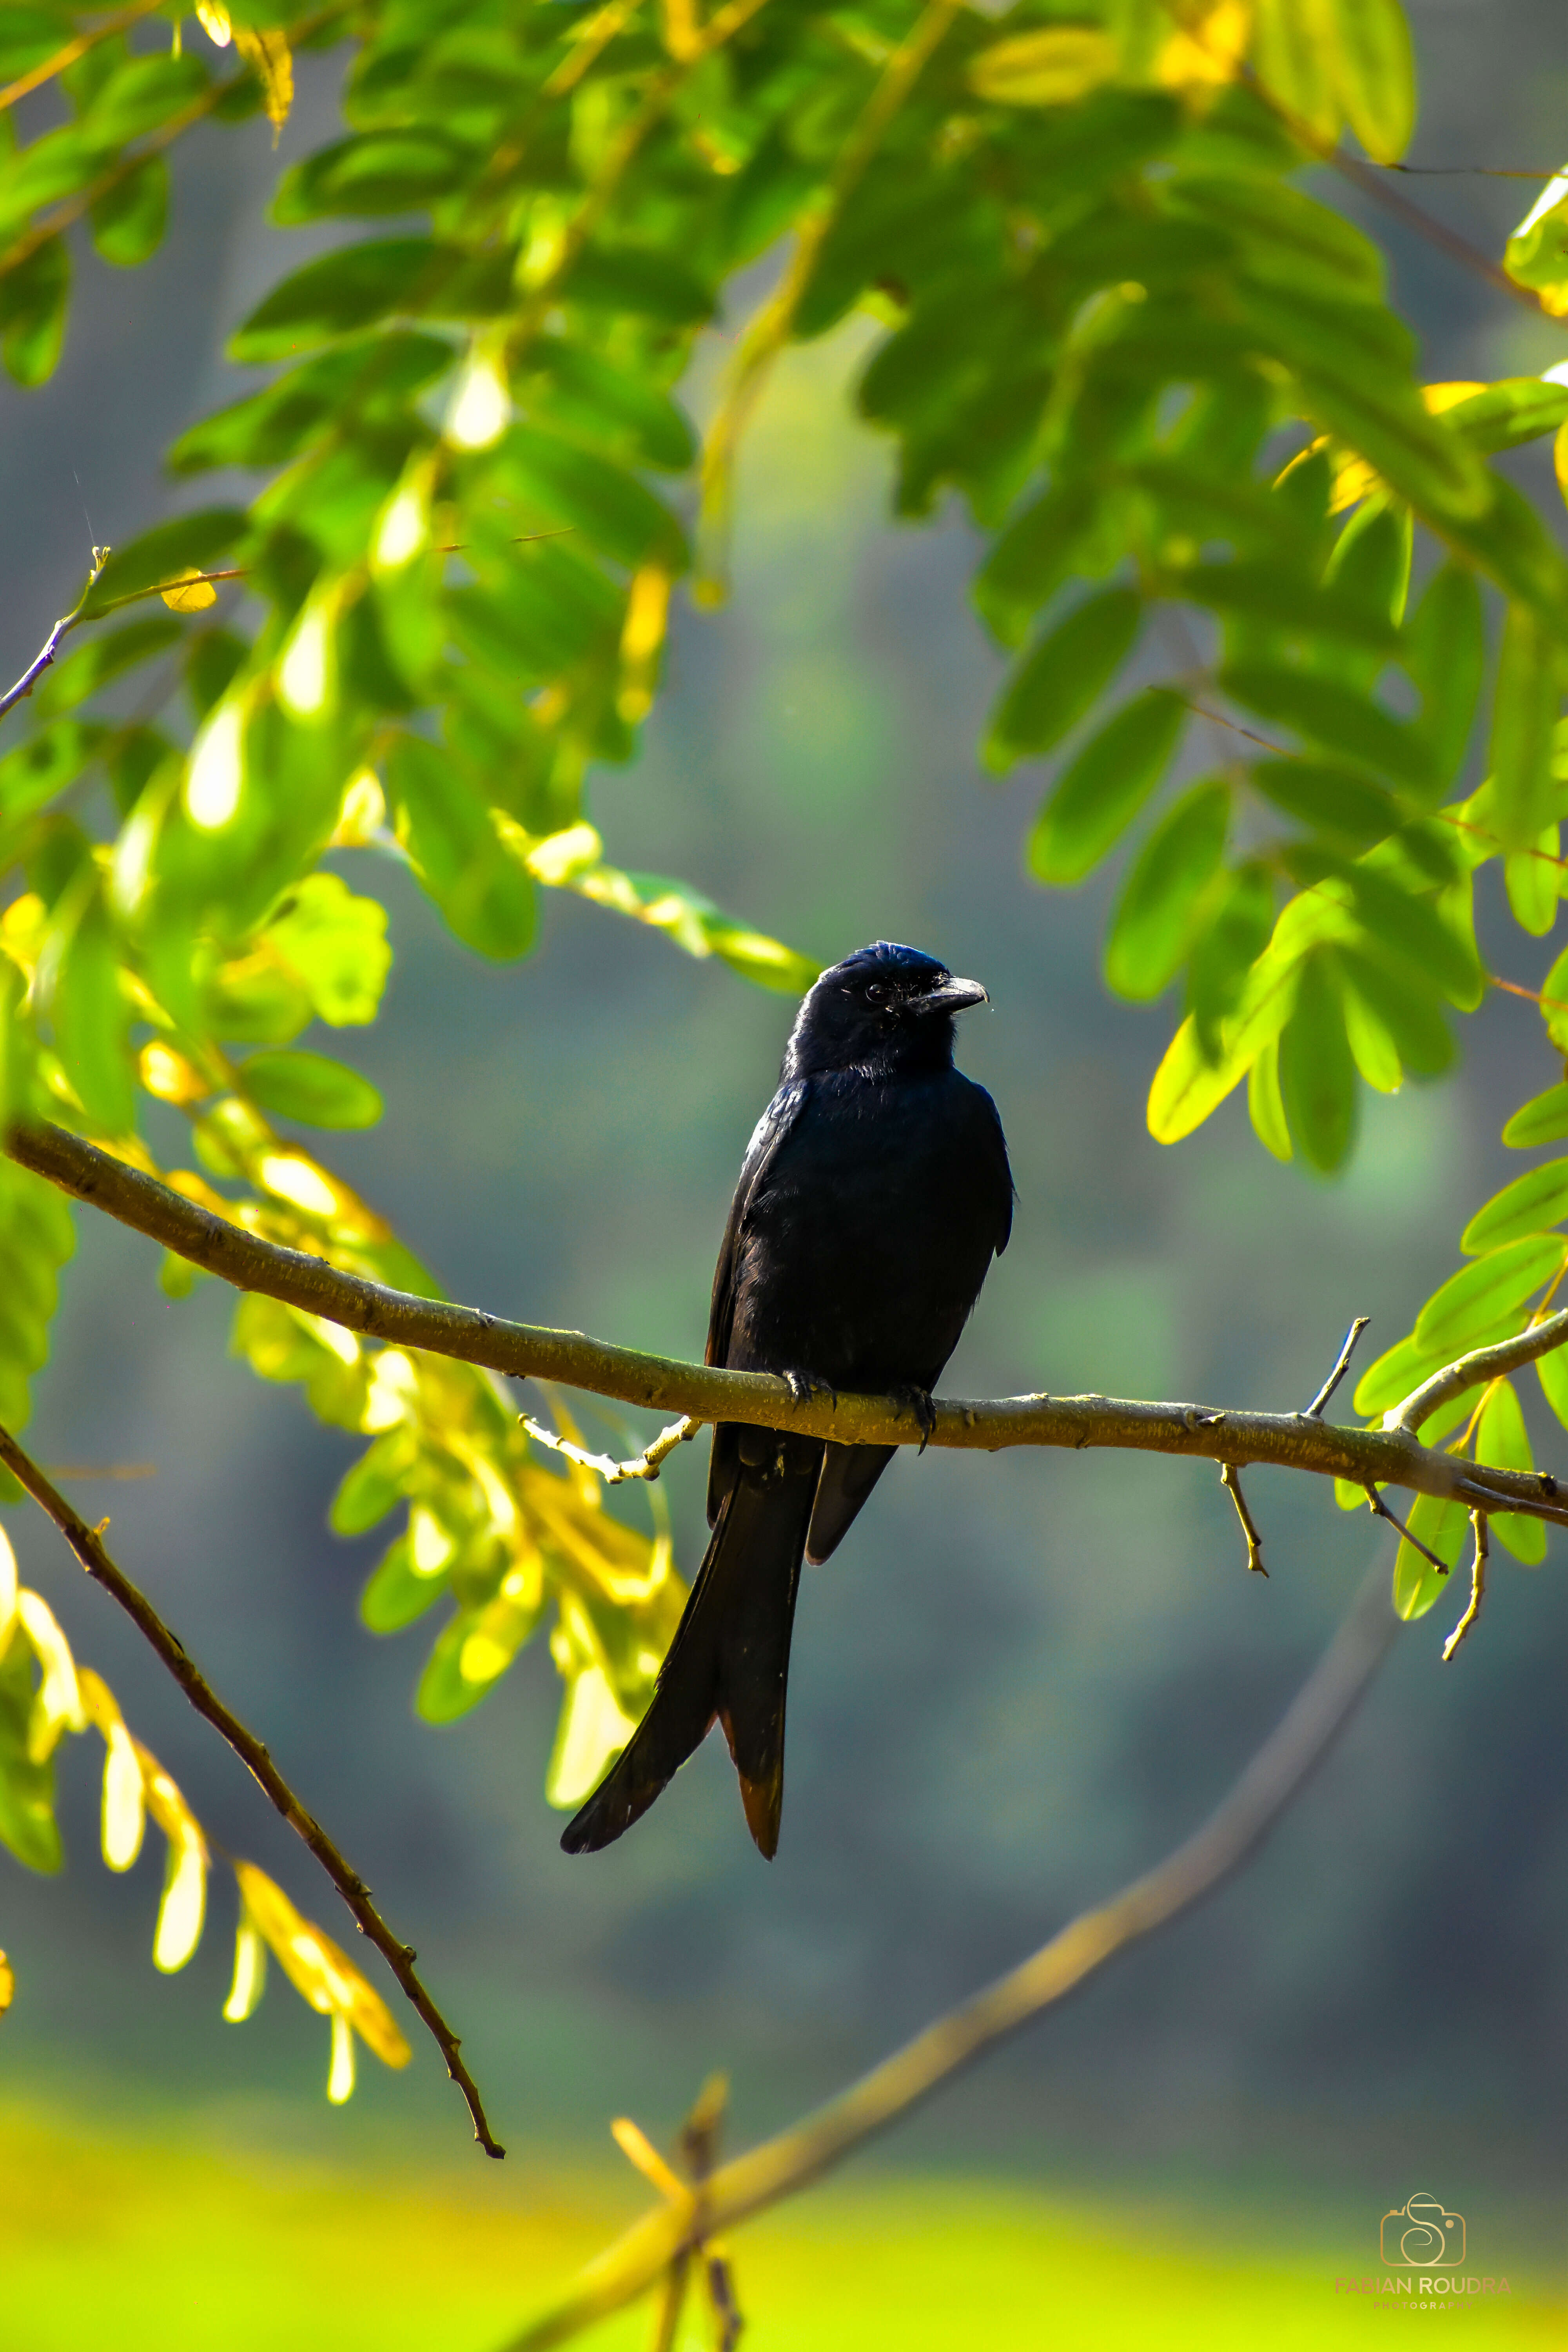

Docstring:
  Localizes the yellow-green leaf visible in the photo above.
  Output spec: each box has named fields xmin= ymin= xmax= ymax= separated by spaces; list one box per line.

xmin=1474 ymin=1377 xmax=1547 ymax=1563
xmin=967 ymin=27 xmax=1118 ymax=107
xmin=1414 ymin=1234 xmax=1566 ymax=1358
xmin=1325 ymin=0 xmax=1416 ymax=164
xmin=1503 ymin=1082 xmax=1568 ymax=1147
xmin=1460 ymin=1159 xmax=1568 ymax=1254
xmin=1391 ymin=1491 xmax=1467 ymax=1620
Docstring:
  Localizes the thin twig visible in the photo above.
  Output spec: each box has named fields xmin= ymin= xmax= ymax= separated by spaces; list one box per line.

xmin=501 ymin=1562 xmax=1401 ymax=2348
xmin=0 ymin=1422 xmax=505 ymax=2159
xmin=0 ymin=551 xmax=109 ymax=724
xmin=1363 ymin=1483 xmax=1448 ymax=1575
xmin=11 ymin=1120 xmax=1568 ymax=1532
xmin=1303 ymin=1316 xmax=1371 ymax=1421
xmin=1442 ymin=1511 xmax=1490 ymax=1662
xmin=1220 ymin=1462 xmax=1267 ymax=1575
xmin=521 ymin=1413 xmax=701 ymax=1484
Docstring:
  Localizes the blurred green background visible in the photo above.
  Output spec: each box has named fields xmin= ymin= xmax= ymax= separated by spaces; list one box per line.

xmin=2 ymin=2 xmax=1567 ymax=2342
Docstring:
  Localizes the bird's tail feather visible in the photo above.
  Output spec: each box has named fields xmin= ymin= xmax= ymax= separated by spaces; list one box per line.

xmin=560 ymin=1451 xmax=818 ymax=1859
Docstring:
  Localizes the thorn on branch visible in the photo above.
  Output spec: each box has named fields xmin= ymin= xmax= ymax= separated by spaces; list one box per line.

xmin=1442 ymin=1512 xmax=1490 ymax=1663
xmin=1363 ymin=1484 xmax=1448 ymax=1575
xmin=522 ymin=1413 xmax=701 ymax=1484
xmin=1220 ymin=1462 xmax=1267 ymax=1576
xmin=1301 ymin=1316 xmax=1370 ymax=1421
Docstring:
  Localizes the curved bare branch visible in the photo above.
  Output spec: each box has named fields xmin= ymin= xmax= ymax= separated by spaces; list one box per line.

xmin=10 ymin=1120 xmax=1568 ymax=1528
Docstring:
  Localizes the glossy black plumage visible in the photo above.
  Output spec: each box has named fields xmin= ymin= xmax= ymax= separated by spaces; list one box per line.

xmin=561 ymin=942 xmax=1013 ymax=1859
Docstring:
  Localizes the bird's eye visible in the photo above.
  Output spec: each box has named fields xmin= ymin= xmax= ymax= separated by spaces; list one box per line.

xmin=864 ymin=983 xmax=887 ymax=1005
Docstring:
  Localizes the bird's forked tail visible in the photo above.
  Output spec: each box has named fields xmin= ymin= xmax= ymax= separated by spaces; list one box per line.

xmin=560 ymin=1439 xmax=819 ymax=1859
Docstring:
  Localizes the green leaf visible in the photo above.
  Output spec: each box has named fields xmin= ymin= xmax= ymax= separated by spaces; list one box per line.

xmin=1460 ymin=1159 xmax=1568 ymax=1254
xmin=237 ymin=1049 xmax=384 ymax=1131
xmin=415 ymin=1610 xmax=511 ymax=1724
xmin=1442 ymin=377 xmax=1568 ymax=456
xmin=1279 ymin=848 xmax=1482 ymax=1007
xmin=1506 ymin=175 xmax=1568 ymax=314
xmin=1169 ymin=173 xmax=1381 ymax=301
xmin=1326 ymin=0 xmax=1416 ymax=164
xmin=1503 ymin=1082 xmax=1568 ymax=1147
xmin=1325 ymin=498 xmax=1411 ymax=630
xmin=168 ymin=334 xmax=453 ymax=475
xmin=228 ymin=240 xmax=493 ymax=363
xmin=1414 ymin=1234 xmax=1566 ymax=1358
xmin=1247 ymin=1034 xmax=1292 ymax=1160
xmin=1026 ymin=691 xmax=1184 ymax=887
xmin=388 ymin=734 xmax=536 ymax=961
xmin=0 ymin=722 xmax=108 ymax=822
xmin=271 ymin=130 xmax=470 ymax=224
xmin=1249 ymin=760 xmax=1397 ymax=850
xmin=1404 ymin=563 xmax=1484 ymax=784
xmin=1252 ymin=0 xmax=1340 ymax=142
xmin=330 ymin=1430 xmax=417 ymax=1537
xmin=1535 ymin=1339 xmax=1568 ymax=1434
xmin=1488 ymin=603 xmax=1558 ymax=851
xmin=985 ymin=589 xmax=1142 ymax=769
xmin=80 ymin=510 xmax=247 ymax=621
xmin=568 ymin=242 xmax=713 ymax=326
xmin=1103 ymin=779 xmax=1230 ymax=1000
xmin=0 ymin=236 xmax=69 ymax=387
xmin=34 ymin=618 xmax=182 ymax=719
xmin=1391 ymin=1491 xmax=1467 ymax=1622
xmin=1474 ymin=1376 xmax=1547 ymax=1564
xmin=1338 ymin=964 xmax=1401 ymax=1094
xmin=0 ymin=1157 xmax=75 ymax=1430
xmin=361 ymin=1533 xmax=445 ymax=1632
xmin=1336 ymin=945 xmax=1453 ymax=1078
xmin=1173 ymin=558 xmax=1398 ymax=652
xmin=265 ymin=876 xmax=392 ymax=1027
xmin=489 ymin=426 xmax=685 ymax=570
xmin=1541 ymin=944 xmax=1568 ymax=1055
xmin=525 ymin=337 xmax=696 ymax=474
xmin=78 ymin=53 xmax=206 ymax=147
xmin=49 ymin=883 xmax=134 ymax=1132
xmin=1354 ymin=1330 xmax=1441 ymax=1418
xmin=1504 ymin=826 xmax=1561 ymax=936
xmin=89 ymin=154 xmax=169 ymax=268
xmin=1277 ymin=949 xmax=1358 ymax=1174
xmin=1187 ymin=860 xmax=1276 ymax=1055
xmin=972 ymin=479 xmax=1097 ymax=649
xmin=0 ymin=1630 xmax=62 ymax=1874
xmin=1222 ymin=662 xmax=1438 ymax=793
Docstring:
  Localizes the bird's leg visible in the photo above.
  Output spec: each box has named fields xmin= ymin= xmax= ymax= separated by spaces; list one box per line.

xmin=779 ymin=1369 xmax=837 ymax=1411
xmin=892 ymin=1384 xmax=938 ymax=1454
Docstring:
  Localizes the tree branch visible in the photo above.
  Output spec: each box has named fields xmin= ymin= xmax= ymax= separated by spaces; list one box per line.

xmin=0 ymin=1420 xmax=505 ymax=2159
xmin=11 ymin=1120 xmax=1568 ymax=1530
xmin=1388 ymin=1309 xmax=1568 ymax=1435
xmin=499 ymin=1560 xmax=1402 ymax=2348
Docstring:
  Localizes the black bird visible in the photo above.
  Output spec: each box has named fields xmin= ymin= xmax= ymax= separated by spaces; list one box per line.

xmin=561 ymin=941 xmax=1013 ymax=1860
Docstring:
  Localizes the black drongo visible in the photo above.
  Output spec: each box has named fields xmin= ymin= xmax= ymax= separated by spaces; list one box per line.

xmin=562 ymin=941 xmax=1013 ymax=1858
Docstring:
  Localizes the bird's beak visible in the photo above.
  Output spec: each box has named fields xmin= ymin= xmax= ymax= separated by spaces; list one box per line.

xmin=916 ymin=975 xmax=989 ymax=1016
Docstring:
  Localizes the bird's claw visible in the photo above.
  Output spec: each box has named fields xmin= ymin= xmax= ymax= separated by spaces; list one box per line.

xmin=894 ymin=1384 xmax=938 ymax=1452
xmin=781 ymin=1369 xmax=837 ymax=1411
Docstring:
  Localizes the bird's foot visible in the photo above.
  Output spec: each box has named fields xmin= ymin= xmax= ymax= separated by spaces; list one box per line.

xmin=780 ymin=1368 xmax=837 ymax=1412
xmin=893 ymin=1383 xmax=938 ymax=1453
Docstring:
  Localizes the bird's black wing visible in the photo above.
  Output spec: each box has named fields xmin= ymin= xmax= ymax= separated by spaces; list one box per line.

xmin=978 ymin=1081 xmax=1015 ymax=1256
xmin=704 ymin=1078 xmax=811 ymax=1525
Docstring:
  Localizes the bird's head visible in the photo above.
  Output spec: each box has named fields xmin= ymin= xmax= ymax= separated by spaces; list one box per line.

xmin=784 ymin=941 xmax=990 ymax=1079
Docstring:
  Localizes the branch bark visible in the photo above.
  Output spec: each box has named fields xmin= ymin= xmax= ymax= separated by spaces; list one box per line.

xmin=12 ymin=1120 xmax=1568 ymax=1528
xmin=499 ymin=1560 xmax=1402 ymax=2348
xmin=0 ymin=1419 xmax=505 ymax=2159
